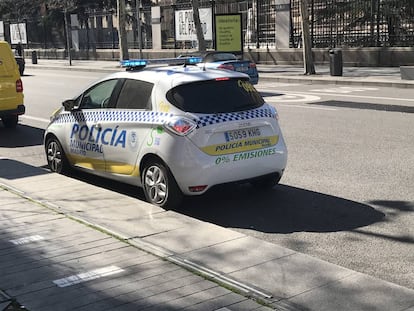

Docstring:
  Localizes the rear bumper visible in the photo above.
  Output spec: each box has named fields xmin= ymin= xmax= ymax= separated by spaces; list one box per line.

xmin=0 ymin=105 xmax=25 ymax=117
xmin=164 ymin=137 xmax=287 ymax=196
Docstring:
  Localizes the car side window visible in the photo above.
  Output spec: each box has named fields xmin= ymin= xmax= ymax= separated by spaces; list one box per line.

xmin=79 ymin=79 xmax=119 ymax=109
xmin=116 ymin=79 xmax=154 ymax=110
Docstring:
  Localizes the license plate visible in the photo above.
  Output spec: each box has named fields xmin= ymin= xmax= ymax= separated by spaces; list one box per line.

xmin=224 ymin=128 xmax=261 ymax=142
xmin=236 ymin=66 xmax=248 ymax=72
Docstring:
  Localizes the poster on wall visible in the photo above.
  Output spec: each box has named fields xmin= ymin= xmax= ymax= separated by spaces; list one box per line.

xmin=10 ymin=23 xmax=27 ymax=44
xmin=175 ymin=8 xmax=212 ymax=41
xmin=215 ymin=14 xmax=243 ymax=54
xmin=0 ymin=21 xmax=4 ymax=41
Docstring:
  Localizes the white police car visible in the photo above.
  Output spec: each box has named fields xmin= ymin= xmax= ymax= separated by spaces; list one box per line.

xmin=44 ymin=57 xmax=287 ymax=208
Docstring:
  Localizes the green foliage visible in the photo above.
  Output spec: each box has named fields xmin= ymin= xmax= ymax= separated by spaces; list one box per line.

xmin=0 ymin=0 xmax=42 ymax=21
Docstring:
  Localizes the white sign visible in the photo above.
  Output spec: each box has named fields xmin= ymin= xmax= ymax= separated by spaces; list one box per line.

xmin=175 ymin=8 xmax=212 ymax=41
xmin=0 ymin=21 xmax=4 ymax=41
xmin=10 ymin=23 xmax=27 ymax=44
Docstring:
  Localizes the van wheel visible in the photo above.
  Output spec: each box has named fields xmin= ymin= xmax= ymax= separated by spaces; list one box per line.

xmin=142 ymin=160 xmax=183 ymax=209
xmin=2 ymin=115 xmax=18 ymax=128
xmin=46 ymin=137 xmax=69 ymax=173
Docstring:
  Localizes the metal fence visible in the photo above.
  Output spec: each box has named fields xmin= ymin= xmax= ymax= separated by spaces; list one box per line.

xmin=164 ymin=0 xmax=414 ymax=49
xmin=2 ymin=0 xmax=413 ymax=51
xmin=290 ymin=0 xmax=414 ymax=48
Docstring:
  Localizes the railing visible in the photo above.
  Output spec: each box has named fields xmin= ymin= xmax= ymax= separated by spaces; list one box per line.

xmin=291 ymin=0 xmax=414 ymax=48
xmin=3 ymin=0 xmax=413 ymax=51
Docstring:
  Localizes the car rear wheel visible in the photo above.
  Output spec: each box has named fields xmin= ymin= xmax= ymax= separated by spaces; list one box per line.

xmin=142 ymin=160 xmax=183 ymax=209
xmin=46 ymin=137 xmax=69 ymax=173
xmin=2 ymin=115 xmax=18 ymax=128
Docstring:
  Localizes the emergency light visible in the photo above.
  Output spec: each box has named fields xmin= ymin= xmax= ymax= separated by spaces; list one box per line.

xmin=120 ymin=57 xmax=202 ymax=70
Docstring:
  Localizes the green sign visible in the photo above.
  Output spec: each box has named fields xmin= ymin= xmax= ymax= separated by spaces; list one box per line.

xmin=214 ymin=14 xmax=242 ymax=53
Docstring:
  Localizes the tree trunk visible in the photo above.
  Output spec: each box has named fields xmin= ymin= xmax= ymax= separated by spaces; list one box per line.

xmin=117 ymin=0 xmax=129 ymax=60
xmin=64 ymin=9 xmax=72 ymax=66
xmin=192 ymin=0 xmax=206 ymax=52
xmin=299 ymin=0 xmax=315 ymax=75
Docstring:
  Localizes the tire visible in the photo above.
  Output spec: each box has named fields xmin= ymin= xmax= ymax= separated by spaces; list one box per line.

xmin=2 ymin=115 xmax=18 ymax=128
xmin=45 ymin=137 xmax=69 ymax=174
xmin=250 ymin=173 xmax=281 ymax=190
xmin=142 ymin=160 xmax=183 ymax=209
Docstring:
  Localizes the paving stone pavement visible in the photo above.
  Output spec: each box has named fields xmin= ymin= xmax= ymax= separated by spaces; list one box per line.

xmin=1 ymin=59 xmax=414 ymax=311
xmin=0 ymin=186 xmax=273 ymax=311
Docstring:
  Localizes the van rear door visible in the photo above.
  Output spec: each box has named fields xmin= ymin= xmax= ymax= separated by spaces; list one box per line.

xmin=0 ymin=41 xmax=23 ymax=111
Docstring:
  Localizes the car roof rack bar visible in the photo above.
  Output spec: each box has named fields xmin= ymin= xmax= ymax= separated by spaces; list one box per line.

xmin=120 ymin=57 xmax=202 ymax=71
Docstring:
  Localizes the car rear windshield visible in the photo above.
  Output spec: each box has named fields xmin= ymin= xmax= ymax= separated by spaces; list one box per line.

xmin=166 ymin=78 xmax=264 ymax=114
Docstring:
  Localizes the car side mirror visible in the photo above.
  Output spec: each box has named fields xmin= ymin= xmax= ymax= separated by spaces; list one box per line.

xmin=62 ymin=99 xmax=76 ymax=111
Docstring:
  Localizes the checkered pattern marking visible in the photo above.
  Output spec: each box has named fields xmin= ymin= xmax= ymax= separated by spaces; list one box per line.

xmin=194 ymin=108 xmax=275 ymax=128
xmin=54 ymin=110 xmax=173 ymax=125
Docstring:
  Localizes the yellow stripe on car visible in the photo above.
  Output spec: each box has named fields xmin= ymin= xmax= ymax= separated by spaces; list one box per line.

xmin=201 ymin=135 xmax=279 ymax=156
xmin=68 ymin=154 xmax=139 ymax=176
xmin=106 ymin=161 xmax=140 ymax=176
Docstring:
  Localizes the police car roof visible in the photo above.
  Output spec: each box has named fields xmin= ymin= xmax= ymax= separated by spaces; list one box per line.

xmin=109 ymin=65 xmax=249 ymax=88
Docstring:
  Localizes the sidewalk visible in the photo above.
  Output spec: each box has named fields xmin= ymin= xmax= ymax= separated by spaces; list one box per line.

xmin=0 ymin=174 xmax=273 ymax=311
xmin=1 ymin=159 xmax=414 ymax=310
xmin=24 ymin=58 xmax=414 ymax=88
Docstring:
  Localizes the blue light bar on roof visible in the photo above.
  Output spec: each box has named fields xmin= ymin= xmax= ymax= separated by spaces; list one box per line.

xmin=120 ymin=59 xmax=148 ymax=68
xmin=120 ymin=57 xmax=202 ymax=69
xmin=184 ymin=57 xmax=203 ymax=64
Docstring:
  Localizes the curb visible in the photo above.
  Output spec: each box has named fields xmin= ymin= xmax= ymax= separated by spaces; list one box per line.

xmin=25 ymin=65 xmax=119 ymax=74
xmin=260 ymin=75 xmax=414 ymax=88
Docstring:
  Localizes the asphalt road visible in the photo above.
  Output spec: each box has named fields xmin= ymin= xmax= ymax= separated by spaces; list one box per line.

xmin=2 ymin=69 xmax=413 ymax=290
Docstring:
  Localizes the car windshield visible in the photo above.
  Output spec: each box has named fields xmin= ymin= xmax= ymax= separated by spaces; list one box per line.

xmin=204 ymin=53 xmax=237 ymax=62
xmin=166 ymin=78 xmax=264 ymax=114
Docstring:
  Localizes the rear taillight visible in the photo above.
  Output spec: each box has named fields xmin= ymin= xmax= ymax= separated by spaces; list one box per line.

xmin=218 ymin=64 xmax=235 ymax=71
xmin=16 ymin=79 xmax=23 ymax=92
xmin=165 ymin=117 xmax=197 ymax=136
xmin=249 ymin=63 xmax=257 ymax=68
xmin=189 ymin=185 xmax=208 ymax=192
xmin=270 ymin=106 xmax=279 ymax=120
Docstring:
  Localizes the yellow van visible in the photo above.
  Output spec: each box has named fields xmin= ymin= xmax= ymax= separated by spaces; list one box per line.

xmin=0 ymin=41 xmax=24 ymax=128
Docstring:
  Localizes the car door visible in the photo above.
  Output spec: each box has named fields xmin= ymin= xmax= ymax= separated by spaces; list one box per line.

xmin=65 ymin=78 xmax=120 ymax=172
xmin=103 ymin=78 xmax=154 ymax=176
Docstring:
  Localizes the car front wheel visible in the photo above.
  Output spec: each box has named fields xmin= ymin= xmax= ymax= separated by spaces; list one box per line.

xmin=142 ymin=160 xmax=182 ymax=209
xmin=46 ymin=137 xmax=69 ymax=173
